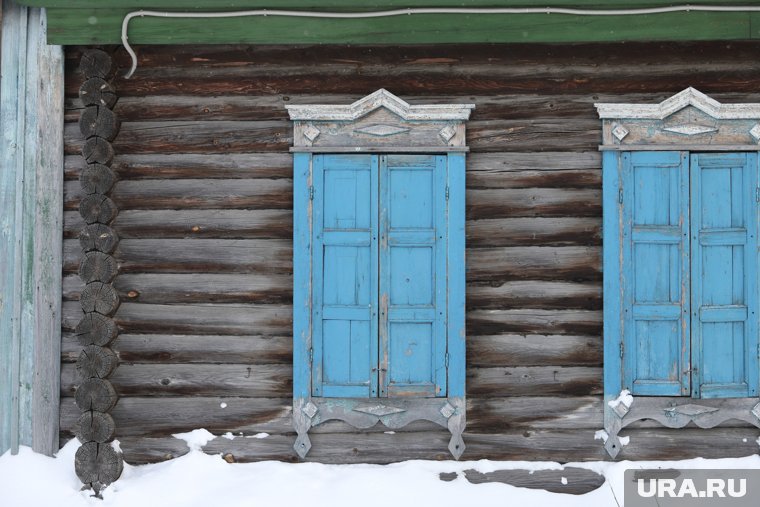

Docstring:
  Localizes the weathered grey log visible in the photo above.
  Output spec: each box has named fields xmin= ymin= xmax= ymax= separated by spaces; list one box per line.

xmin=79 ymin=105 xmax=120 ymax=141
xmin=63 ymin=178 xmax=292 ymax=211
xmin=467 ymin=309 xmax=602 ymax=336
xmin=78 ymin=49 xmax=112 ymax=79
xmin=60 ymin=332 xmax=292 ymax=365
xmin=80 ymin=282 xmax=120 ymax=315
xmin=82 ymin=137 xmax=114 ymax=165
xmin=460 ymin=467 xmax=605 ymax=495
xmin=77 ymin=345 xmax=117 ymax=379
xmin=75 ymin=441 xmax=123 ymax=488
xmin=79 ymin=223 xmax=119 ymax=253
xmin=64 ymin=152 xmax=292 ymax=180
xmin=79 ymin=77 xmax=117 ymax=108
xmin=79 ymin=194 xmax=117 ymax=224
xmin=75 ymin=378 xmax=118 ymax=412
xmin=467 ymin=217 xmax=601 ymax=247
xmin=61 ymin=363 xmax=291 ymax=397
xmin=79 ymin=251 xmax=118 ymax=284
xmin=63 ymin=238 xmax=292 ymax=274
xmin=75 ymin=411 xmax=116 ymax=443
xmin=467 ymin=334 xmax=602 ymax=367
xmin=74 ymin=312 xmax=118 ymax=346
xmin=468 ymin=281 xmax=601 ymax=310
xmin=466 ymin=246 xmax=601 ymax=282
xmin=79 ymin=163 xmax=115 ymax=195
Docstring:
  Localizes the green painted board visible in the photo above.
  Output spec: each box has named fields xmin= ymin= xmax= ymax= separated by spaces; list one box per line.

xmin=18 ymin=1 xmax=760 ymax=8
xmin=46 ymin=9 xmax=755 ymax=45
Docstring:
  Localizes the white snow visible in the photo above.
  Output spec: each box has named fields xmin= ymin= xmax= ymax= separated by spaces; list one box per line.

xmin=248 ymin=433 xmax=269 ymax=439
xmin=560 ymin=476 xmax=568 ymax=485
xmin=618 ymin=436 xmax=630 ymax=446
xmin=219 ymin=402 xmax=227 ymax=409
xmin=171 ymin=429 xmax=215 ymax=451
xmin=593 ymin=430 xmax=608 ymax=443
xmin=221 ymin=432 xmax=235 ymax=440
xmin=607 ymin=389 xmax=633 ymax=410
xmin=1 ymin=435 xmax=759 ymax=507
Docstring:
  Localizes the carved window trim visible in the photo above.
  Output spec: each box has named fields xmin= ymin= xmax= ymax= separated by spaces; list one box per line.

xmin=288 ymin=90 xmax=473 ymax=460
xmin=596 ymin=88 xmax=760 ymax=458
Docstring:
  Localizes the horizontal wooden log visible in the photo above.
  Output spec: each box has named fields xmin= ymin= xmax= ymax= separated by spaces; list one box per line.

xmin=104 ymin=426 xmax=760 ymax=465
xmin=74 ymin=313 xmax=118 ymax=347
xmin=467 ymin=334 xmax=602 ymax=367
xmin=64 ymin=273 xmax=292 ymax=304
xmin=78 ymin=49 xmax=112 ymax=79
xmin=467 ymin=168 xmax=600 ymax=190
xmin=461 ymin=467 xmax=604 ymax=495
xmin=75 ymin=411 xmax=116 ymax=444
xmin=62 ymin=333 xmax=291 ymax=364
xmin=77 ymin=345 xmax=118 ymax=380
xmin=467 ymin=246 xmax=601 ymax=282
xmin=65 ymin=93 xmax=760 ymax=123
xmin=79 ymin=223 xmax=119 ymax=253
xmin=63 ymin=301 xmax=292 ymax=337
xmin=79 ymin=163 xmax=115 ymax=195
xmin=63 ymin=152 xmax=600 ymax=181
xmin=82 ymin=137 xmax=114 ymax=165
xmin=80 ymin=282 xmax=120 ymax=315
xmin=75 ymin=441 xmax=123 ymax=487
xmin=64 ymin=153 xmax=292 ymax=180
xmin=467 ymin=218 xmax=600 ymax=247
xmin=64 ymin=178 xmax=292 ymax=211
xmin=79 ymin=193 xmax=117 ymax=224
xmin=62 ymin=363 xmax=292 ymax=398
xmin=79 ymin=251 xmax=118 ymax=284
xmin=61 ymin=362 xmax=599 ymax=398
xmin=63 ymin=239 xmax=293 ymax=274
xmin=468 ymin=366 xmax=602 ymax=397
xmin=65 ymin=209 xmax=292 ymax=240
xmin=468 ymin=281 xmax=601 ymax=310
xmin=64 ymin=119 xmax=601 ymax=154
xmin=79 ymin=105 xmax=120 ymax=141
xmin=75 ymin=378 xmax=118 ymax=412
xmin=59 ymin=396 xmax=608 ymax=440
xmin=467 ymin=188 xmax=601 ymax=219
xmin=78 ymin=77 xmax=117 ymax=109
xmin=468 ymin=309 xmax=602 ymax=336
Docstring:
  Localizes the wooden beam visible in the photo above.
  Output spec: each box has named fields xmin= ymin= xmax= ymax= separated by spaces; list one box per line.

xmin=31 ymin=4 xmax=760 ymax=46
xmin=0 ymin=2 xmax=64 ymax=457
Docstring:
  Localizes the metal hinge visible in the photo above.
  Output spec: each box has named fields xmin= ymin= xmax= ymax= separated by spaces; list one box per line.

xmin=445 ymin=352 xmax=450 ymax=369
xmin=309 ymin=186 xmax=314 ymax=200
xmin=309 ymin=348 xmax=313 ymax=364
xmin=618 ymin=188 xmax=624 ymax=204
xmin=619 ymin=342 xmax=624 ymax=359
xmin=756 ymin=186 xmax=759 ymax=203
xmin=445 ymin=186 xmax=450 ymax=200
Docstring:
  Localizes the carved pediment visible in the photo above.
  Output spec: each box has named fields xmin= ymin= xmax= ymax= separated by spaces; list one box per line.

xmin=595 ymin=88 xmax=760 ymax=148
xmin=287 ymin=89 xmax=474 ymax=152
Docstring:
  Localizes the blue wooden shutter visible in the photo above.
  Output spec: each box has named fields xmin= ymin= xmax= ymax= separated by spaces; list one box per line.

xmin=379 ymin=155 xmax=447 ymax=397
xmin=690 ymin=153 xmax=759 ymax=398
xmin=311 ymin=155 xmax=379 ymax=397
xmin=622 ymin=151 xmax=691 ymax=396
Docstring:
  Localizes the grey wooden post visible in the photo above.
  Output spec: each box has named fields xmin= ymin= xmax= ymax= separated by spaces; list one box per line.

xmin=0 ymin=0 xmax=65 ymax=457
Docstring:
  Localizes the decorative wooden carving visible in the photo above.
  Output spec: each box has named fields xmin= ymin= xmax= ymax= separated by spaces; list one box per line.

xmin=596 ymin=88 xmax=760 ymax=149
xmin=287 ymin=88 xmax=473 ymax=152
xmin=292 ymin=397 xmax=467 ymax=459
xmin=604 ymin=396 xmax=760 ymax=458
xmin=74 ymin=48 xmax=123 ymax=495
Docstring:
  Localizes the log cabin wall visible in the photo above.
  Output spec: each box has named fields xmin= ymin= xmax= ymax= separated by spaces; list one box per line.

xmin=60 ymin=42 xmax=760 ymax=464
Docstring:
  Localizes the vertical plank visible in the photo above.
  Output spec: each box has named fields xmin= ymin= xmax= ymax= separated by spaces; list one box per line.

xmin=292 ymin=152 xmax=312 ymax=400
xmin=447 ymin=153 xmax=466 ymax=398
xmin=0 ymin=3 xmax=64 ymax=456
xmin=30 ymin=9 xmax=64 ymax=455
xmin=601 ymin=150 xmax=622 ymax=398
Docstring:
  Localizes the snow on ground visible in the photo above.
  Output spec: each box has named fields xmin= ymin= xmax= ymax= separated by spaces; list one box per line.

xmin=1 ymin=434 xmax=759 ymax=507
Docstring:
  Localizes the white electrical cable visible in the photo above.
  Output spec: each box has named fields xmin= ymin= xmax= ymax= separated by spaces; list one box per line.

xmin=121 ymin=5 xmax=760 ymax=78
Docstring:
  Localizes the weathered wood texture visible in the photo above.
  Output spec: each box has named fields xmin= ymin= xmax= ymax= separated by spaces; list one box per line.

xmin=60 ymin=42 xmax=760 ymax=464
xmin=1 ymin=3 xmax=64 ymax=457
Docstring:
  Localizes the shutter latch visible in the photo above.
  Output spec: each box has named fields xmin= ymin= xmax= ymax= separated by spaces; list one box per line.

xmin=445 ymin=352 xmax=450 ymax=369
xmin=309 ymin=348 xmax=313 ymax=364
xmin=309 ymin=186 xmax=314 ymax=200
xmin=618 ymin=188 xmax=624 ymax=204
xmin=445 ymin=186 xmax=450 ymax=201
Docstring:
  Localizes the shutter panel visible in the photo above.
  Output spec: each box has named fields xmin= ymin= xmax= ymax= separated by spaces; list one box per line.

xmin=380 ymin=155 xmax=447 ymax=397
xmin=622 ymin=151 xmax=690 ymax=395
xmin=312 ymin=155 xmax=379 ymax=397
xmin=690 ymin=153 xmax=759 ymax=398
